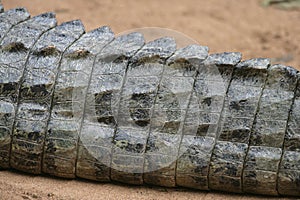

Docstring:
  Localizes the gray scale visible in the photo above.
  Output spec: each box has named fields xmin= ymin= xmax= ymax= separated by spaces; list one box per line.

xmin=144 ymin=45 xmax=208 ymax=187
xmin=208 ymin=58 xmax=270 ymax=193
xmin=285 ymin=73 xmax=300 ymax=151
xmin=0 ymin=12 xmax=57 ymax=169
xmin=10 ymin=20 xmax=85 ymax=174
xmin=278 ymin=73 xmax=300 ymax=196
xmin=77 ymin=33 xmax=145 ymax=182
xmin=278 ymin=146 xmax=300 ymax=196
xmin=251 ymin=65 xmax=298 ymax=147
xmin=243 ymin=65 xmax=298 ymax=195
xmin=110 ymin=37 xmax=176 ymax=185
xmin=42 ymin=26 xmax=114 ymax=178
xmin=0 ymin=8 xmax=30 ymax=42
xmin=177 ymin=52 xmax=241 ymax=190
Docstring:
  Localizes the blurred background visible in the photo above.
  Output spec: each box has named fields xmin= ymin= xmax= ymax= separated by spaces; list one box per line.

xmin=3 ymin=0 xmax=300 ymax=69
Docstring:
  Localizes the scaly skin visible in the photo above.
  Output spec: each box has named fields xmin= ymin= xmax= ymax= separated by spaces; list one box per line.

xmin=0 ymin=5 xmax=299 ymax=197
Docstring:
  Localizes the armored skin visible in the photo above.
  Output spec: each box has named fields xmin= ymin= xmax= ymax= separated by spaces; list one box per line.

xmin=0 ymin=5 xmax=299 ymax=197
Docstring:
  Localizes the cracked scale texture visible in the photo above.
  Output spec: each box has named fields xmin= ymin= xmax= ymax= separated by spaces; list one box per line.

xmin=10 ymin=20 xmax=85 ymax=174
xmin=0 ymin=11 xmax=57 ymax=169
xmin=0 ymin=6 xmax=300 ymax=197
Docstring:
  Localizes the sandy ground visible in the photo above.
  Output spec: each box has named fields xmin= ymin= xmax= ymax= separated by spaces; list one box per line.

xmin=0 ymin=0 xmax=300 ymax=199
xmin=1 ymin=170 xmax=292 ymax=200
